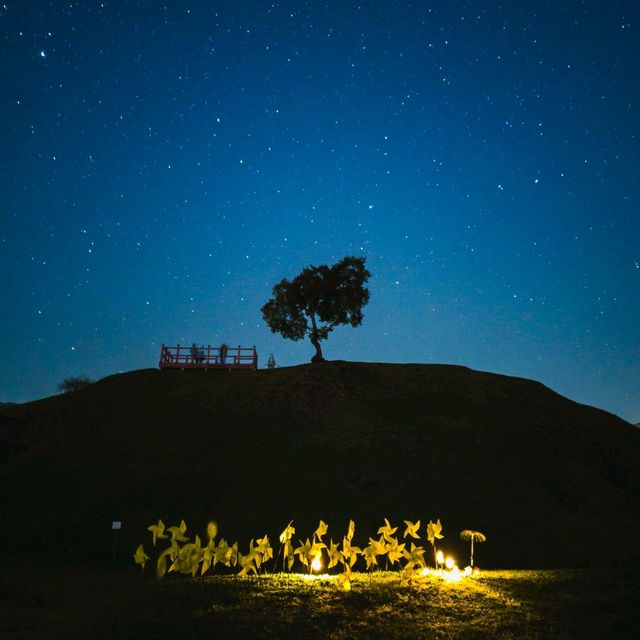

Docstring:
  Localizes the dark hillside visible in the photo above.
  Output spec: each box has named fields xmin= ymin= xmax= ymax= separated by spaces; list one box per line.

xmin=1 ymin=362 xmax=638 ymax=568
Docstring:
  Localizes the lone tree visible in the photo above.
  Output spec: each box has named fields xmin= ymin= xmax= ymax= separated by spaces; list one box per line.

xmin=261 ymin=256 xmax=371 ymax=363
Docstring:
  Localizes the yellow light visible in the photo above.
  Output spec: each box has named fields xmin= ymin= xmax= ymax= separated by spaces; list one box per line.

xmin=444 ymin=566 xmax=462 ymax=582
xmin=445 ymin=556 xmax=455 ymax=570
xmin=311 ymin=554 xmax=322 ymax=573
xmin=436 ymin=550 xmax=444 ymax=565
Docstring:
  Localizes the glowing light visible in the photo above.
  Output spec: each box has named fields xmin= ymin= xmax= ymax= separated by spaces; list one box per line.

xmin=311 ymin=554 xmax=322 ymax=573
xmin=445 ymin=556 xmax=455 ymax=570
xmin=436 ymin=550 xmax=444 ymax=565
xmin=463 ymin=566 xmax=473 ymax=577
xmin=444 ymin=566 xmax=462 ymax=582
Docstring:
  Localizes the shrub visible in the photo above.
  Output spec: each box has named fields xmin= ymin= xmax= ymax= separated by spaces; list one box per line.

xmin=57 ymin=376 xmax=93 ymax=394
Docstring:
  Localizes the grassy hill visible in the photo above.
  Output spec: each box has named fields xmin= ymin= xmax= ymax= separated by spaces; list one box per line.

xmin=1 ymin=361 xmax=638 ymax=569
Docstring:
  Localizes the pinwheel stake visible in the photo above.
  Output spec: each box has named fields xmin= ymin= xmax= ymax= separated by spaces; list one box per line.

xmin=426 ymin=519 xmax=444 ymax=569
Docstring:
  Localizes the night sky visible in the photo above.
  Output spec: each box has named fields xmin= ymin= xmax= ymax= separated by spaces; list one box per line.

xmin=1 ymin=1 xmax=638 ymax=422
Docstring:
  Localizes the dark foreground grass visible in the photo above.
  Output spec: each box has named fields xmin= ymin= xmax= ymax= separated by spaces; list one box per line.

xmin=3 ymin=568 xmax=638 ymax=639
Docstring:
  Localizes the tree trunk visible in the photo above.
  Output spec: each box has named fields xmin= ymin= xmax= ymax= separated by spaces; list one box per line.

xmin=470 ymin=538 xmax=474 ymax=567
xmin=308 ymin=312 xmax=325 ymax=362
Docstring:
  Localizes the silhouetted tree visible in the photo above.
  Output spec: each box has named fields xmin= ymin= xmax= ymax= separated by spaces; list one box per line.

xmin=261 ymin=256 xmax=371 ymax=363
xmin=57 ymin=376 xmax=93 ymax=394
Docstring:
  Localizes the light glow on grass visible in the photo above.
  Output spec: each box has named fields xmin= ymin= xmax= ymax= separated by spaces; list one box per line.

xmin=444 ymin=566 xmax=462 ymax=582
xmin=420 ymin=563 xmax=474 ymax=583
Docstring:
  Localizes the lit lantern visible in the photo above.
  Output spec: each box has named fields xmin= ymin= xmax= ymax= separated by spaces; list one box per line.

xmin=445 ymin=556 xmax=455 ymax=570
xmin=311 ymin=554 xmax=322 ymax=573
xmin=436 ymin=550 xmax=444 ymax=567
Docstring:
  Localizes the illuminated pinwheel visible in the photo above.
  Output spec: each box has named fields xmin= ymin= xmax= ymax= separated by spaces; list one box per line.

xmin=460 ymin=529 xmax=486 ymax=567
xmin=167 ymin=519 xmax=189 ymax=543
xmin=403 ymin=519 xmax=421 ymax=540
xmin=402 ymin=542 xmax=426 ymax=571
xmin=314 ymin=520 xmax=328 ymax=540
xmin=279 ymin=521 xmax=296 ymax=571
xmin=147 ymin=519 xmax=168 ymax=546
xmin=377 ymin=517 xmax=398 ymax=542
xmin=133 ymin=544 xmax=149 ymax=571
xmin=426 ymin=519 xmax=444 ymax=568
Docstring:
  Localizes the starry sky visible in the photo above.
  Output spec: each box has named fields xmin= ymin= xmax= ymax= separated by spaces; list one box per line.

xmin=1 ymin=1 xmax=638 ymax=422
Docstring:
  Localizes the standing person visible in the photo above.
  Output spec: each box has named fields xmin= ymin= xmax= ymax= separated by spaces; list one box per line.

xmin=191 ymin=343 xmax=199 ymax=363
xmin=220 ymin=343 xmax=228 ymax=365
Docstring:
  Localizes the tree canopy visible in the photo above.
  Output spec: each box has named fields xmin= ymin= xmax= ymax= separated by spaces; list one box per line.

xmin=261 ymin=256 xmax=371 ymax=362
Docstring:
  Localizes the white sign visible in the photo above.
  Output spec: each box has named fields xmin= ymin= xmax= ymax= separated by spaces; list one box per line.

xmin=112 ymin=521 xmax=122 ymax=530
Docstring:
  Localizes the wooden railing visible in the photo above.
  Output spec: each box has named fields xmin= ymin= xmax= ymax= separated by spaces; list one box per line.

xmin=159 ymin=344 xmax=258 ymax=369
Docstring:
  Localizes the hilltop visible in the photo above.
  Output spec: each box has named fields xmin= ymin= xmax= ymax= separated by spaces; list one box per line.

xmin=1 ymin=361 xmax=638 ymax=568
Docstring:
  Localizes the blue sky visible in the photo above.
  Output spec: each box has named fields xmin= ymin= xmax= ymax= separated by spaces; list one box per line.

xmin=1 ymin=1 xmax=638 ymax=421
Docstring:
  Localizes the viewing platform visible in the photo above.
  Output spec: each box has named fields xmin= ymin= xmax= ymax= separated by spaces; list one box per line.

xmin=159 ymin=344 xmax=258 ymax=370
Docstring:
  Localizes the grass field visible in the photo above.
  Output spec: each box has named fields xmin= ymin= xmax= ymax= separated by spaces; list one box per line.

xmin=3 ymin=567 xmax=639 ymax=639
